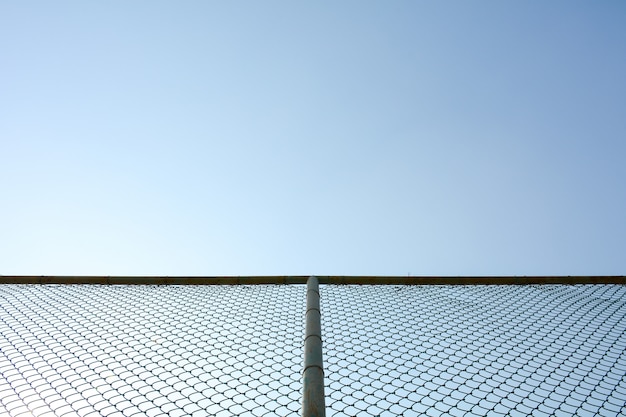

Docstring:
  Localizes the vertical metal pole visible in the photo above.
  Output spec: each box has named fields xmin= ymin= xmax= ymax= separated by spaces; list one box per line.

xmin=302 ymin=276 xmax=326 ymax=417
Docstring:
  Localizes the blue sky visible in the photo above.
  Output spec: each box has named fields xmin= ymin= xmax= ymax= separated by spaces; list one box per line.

xmin=1 ymin=1 xmax=625 ymax=276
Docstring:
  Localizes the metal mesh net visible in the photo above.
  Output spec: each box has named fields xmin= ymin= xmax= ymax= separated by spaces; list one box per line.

xmin=322 ymin=284 xmax=626 ymax=417
xmin=1 ymin=283 xmax=626 ymax=416
xmin=0 ymin=284 xmax=304 ymax=417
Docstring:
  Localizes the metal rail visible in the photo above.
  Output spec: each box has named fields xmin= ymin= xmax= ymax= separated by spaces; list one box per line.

xmin=302 ymin=276 xmax=326 ymax=417
xmin=0 ymin=275 xmax=624 ymax=285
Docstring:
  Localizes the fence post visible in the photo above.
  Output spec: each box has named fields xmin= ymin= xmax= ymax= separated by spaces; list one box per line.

xmin=302 ymin=276 xmax=326 ymax=417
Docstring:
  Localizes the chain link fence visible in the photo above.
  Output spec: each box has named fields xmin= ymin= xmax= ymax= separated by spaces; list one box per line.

xmin=0 ymin=284 xmax=305 ymax=417
xmin=322 ymin=284 xmax=626 ymax=417
xmin=1 ymin=282 xmax=626 ymax=416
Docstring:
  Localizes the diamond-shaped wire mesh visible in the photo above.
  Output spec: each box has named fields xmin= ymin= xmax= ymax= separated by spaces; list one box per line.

xmin=0 ymin=284 xmax=304 ymax=417
xmin=2 ymin=283 xmax=626 ymax=417
xmin=321 ymin=284 xmax=626 ymax=417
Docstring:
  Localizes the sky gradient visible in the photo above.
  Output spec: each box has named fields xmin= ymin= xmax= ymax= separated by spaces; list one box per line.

xmin=2 ymin=1 xmax=625 ymax=276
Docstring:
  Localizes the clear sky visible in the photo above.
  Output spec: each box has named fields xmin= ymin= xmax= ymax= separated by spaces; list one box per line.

xmin=1 ymin=1 xmax=625 ymax=276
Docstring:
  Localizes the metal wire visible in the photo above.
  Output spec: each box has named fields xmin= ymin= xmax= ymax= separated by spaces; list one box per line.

xmin=0 ymin=284 xmax=305 ymax=417
xmin=1 ymin=283 xmax=626 ymax=417
xmin=322 ymin=284 xmax=626 ymax=417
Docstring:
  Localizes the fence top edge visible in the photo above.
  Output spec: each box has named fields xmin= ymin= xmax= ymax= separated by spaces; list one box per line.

xmin=0 ymin=275 xmax=624 ymax=285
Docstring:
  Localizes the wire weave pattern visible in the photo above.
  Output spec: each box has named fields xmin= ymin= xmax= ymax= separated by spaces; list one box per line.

xmin=1 ymin=284 xmax=625 ymax=416
xmin=322 ymin=284 xmax=626 ymax=416
xmin=0 ymin=285 xmax=304 ymax=417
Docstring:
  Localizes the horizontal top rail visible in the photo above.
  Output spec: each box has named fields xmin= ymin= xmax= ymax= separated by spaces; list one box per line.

xmin=0 ymin=275 xmax=624 ymax=285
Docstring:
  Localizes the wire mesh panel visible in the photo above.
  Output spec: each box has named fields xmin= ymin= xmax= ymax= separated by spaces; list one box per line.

xmin=2 ymin=282 xmax=626 ymax=417
xmin=321 ymin=284 xmax=626 ymax=417
xmin=0 ymin=284 xmax=305 ymax=417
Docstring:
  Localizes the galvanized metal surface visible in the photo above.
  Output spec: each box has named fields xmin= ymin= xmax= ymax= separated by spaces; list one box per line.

xmin=1 ymin=275 xmax=625 ymax=285
xmin=0 ymin=275 xmax=308 ymax=285
xmin=320 ymin=275 xmax=626 ymax=285
xmin=302 ymin=276 xmax=326 ymax=417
